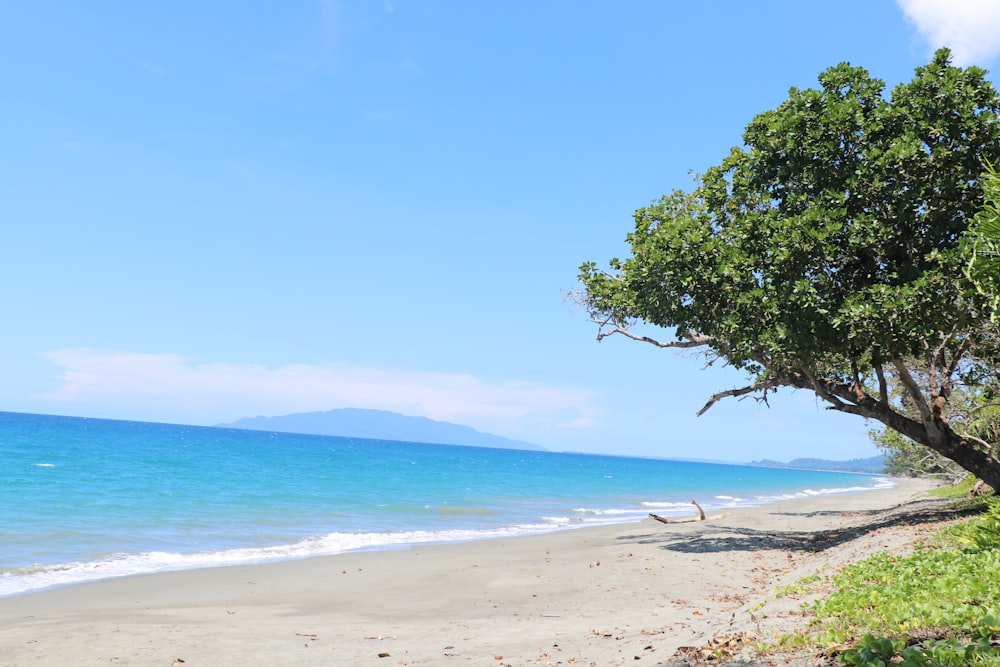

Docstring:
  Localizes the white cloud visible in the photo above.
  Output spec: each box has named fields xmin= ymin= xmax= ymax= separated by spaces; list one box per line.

xmin=39 ymin=349 xmax=601 ymax=439
xmin=897 ymin=0 xmax=1000 ymax=66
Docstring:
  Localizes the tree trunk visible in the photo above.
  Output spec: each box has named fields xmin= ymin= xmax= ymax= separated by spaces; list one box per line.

xmin=849 ymin=394 xmax=1000 ymax=492
xmin=924 ymin=427 xmax=1000 ymax=493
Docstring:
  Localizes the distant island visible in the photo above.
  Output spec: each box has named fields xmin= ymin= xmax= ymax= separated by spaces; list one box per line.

xmin=746 ymin=455 xmax=886 ymax=474
xmin=217 ymin=408 xmax=546 ymax=451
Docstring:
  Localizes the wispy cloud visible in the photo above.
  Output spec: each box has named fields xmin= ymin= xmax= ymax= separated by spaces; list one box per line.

xmin=897 ymin=0 xmax=1000 ymax=66
xmin=39 ymin=349 xmax=601 ymax=438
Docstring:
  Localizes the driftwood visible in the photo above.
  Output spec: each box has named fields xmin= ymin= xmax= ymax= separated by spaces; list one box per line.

xmin=649 ymin=499 xmax=731 ymax=524
xmin=971 ymin=479 xmax=991 ymax=497
xmin=692 ymin=499 xmax=706 ymax=520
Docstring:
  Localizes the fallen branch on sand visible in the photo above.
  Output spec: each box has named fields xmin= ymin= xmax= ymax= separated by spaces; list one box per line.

xmin=649 ymin=499 xmax=731 ymax=524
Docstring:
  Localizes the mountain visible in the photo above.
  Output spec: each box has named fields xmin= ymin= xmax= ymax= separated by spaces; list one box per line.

xmin=746 ymin=455 xmax=886 ymax=474
xmin=217 ymin=408 xmax=546 ymax=451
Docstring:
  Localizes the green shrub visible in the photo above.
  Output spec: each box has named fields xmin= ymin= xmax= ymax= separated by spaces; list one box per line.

xmin=838 ymin=619 xmax=1000 ymax=666
xmin=953 ymin=497 xmax=1000 ymax=552
xmin=786 ymin=507 xmax=1000 ymax=665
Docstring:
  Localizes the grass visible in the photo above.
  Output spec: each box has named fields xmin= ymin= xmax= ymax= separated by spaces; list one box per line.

xmin=772 ymin=481 xmax=1000 ymax=666
xmin=929 ymin=475 xmax=980 ymax=498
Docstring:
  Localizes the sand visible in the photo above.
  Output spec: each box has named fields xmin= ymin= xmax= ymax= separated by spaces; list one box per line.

xmin=0 ymin=477 xmax=956 ymax=666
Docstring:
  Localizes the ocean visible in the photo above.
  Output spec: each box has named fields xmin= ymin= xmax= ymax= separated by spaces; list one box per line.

xmin=0 ymin=411 xmax=890 ymax=598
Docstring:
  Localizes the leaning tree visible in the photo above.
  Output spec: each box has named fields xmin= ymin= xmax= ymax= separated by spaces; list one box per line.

xmin=578 ymin=50 xmax=1000 ymax=490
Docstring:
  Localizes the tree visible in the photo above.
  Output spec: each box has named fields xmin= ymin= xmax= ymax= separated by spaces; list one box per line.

xmin=870 ymin=383 xmax=985 ymax=483
xmin=875 ymin=427 xmax=966 ymax=480
xmin=964 ymin=163 xmax=1000 ymax=322
xmin=578 ymin=50 xmax=1000 ymax=490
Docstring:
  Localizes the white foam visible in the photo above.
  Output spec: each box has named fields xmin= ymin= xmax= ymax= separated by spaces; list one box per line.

xmin=573 ymin=507 xmax=653 ymax=516
xmin=639 ymin=501 xmax=694 ymax=509
xmin=0 ymin=523 xmax=570 ymax=598
xmin=0 ymin=476 xmax=897 ymax=598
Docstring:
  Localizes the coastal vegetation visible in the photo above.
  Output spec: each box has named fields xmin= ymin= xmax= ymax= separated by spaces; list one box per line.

xmin=874 ymin=424 xmax=969 ymax=482
xmin=871 ymin=165 xmax=1000 ymax=485
xmin=964 ymin=164 xmax=1000 ymax=324
xmin=769 ymin=489 xmax=1000 ymax=666
xmin=578 ymin=49 xmax=1000 ymax=491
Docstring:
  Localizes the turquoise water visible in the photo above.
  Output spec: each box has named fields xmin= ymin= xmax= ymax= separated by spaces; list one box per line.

xmin=0 ymin=411 xmax=889 ymax=597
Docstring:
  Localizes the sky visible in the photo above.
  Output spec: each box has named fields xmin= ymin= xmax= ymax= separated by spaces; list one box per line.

xmin=3 ymin=1 xmax=1000 ymax=462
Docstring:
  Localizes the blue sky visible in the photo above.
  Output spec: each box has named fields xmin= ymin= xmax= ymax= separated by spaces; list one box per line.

xmin=4 ymin=1 xmax=1000 ymax=461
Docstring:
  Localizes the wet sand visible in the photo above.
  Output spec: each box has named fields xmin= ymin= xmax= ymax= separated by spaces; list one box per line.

xmin=0 ymin=478 xmax=949 ymax=666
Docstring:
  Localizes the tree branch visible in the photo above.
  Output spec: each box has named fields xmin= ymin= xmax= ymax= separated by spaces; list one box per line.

xmin=956 ymin=430 xmax=996 ymax=455
xmin=875 ymin=361 xmax=888 ymax=405
xmin=798 ymin=366 xmax=850 ymax=409
xmin=946 ymin=335 xmax=972 ymax=379
xmin=696 ymin=377 xmax=782 ymax=416
xmin=930 ymin=329 xmax=953 ymax=381
xmin=892 ymin=359 xmax=934 ymax=423
xmin=596 ymin=326 xmax=712 ymax=349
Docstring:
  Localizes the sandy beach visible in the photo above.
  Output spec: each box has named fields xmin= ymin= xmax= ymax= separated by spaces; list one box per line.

xmin=0 ymin=478 xmax=954 ymax=666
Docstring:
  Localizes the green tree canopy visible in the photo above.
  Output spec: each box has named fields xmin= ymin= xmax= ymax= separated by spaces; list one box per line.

xmin=579 ymin=50 xmax=1000 ymax=489
xmin=964 ymin=163 xmax=1000 ymax=322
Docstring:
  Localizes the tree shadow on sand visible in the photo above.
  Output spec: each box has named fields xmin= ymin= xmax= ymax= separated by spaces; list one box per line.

xmin=614 ymin=498 xmax=980 ymax=555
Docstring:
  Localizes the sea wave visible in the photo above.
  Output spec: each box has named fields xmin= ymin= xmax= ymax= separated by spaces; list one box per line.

xmin=0 ymin=476 xmax=896 ymax=598
xmin=0 ymin=523 xmax=572 ymax=598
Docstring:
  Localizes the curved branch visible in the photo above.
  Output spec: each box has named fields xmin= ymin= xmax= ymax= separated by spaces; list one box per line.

xmin=957 ymin=431 xmax=995 ymax=453
xmin=696 ymin=377 xmax=783 ymax=416
xmin=596 ymin=326 xmax=712 ymax=349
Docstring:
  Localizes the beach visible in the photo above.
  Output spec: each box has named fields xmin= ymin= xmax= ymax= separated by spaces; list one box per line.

xmin=0 ymin=477 xmax=950 ymax=666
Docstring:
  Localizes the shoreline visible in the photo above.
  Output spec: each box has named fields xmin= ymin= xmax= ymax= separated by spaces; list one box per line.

xmin=0 ymin=477 xmax=954 ymax=666
xmin=1 ymin=474 xmax=896 ymax=600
